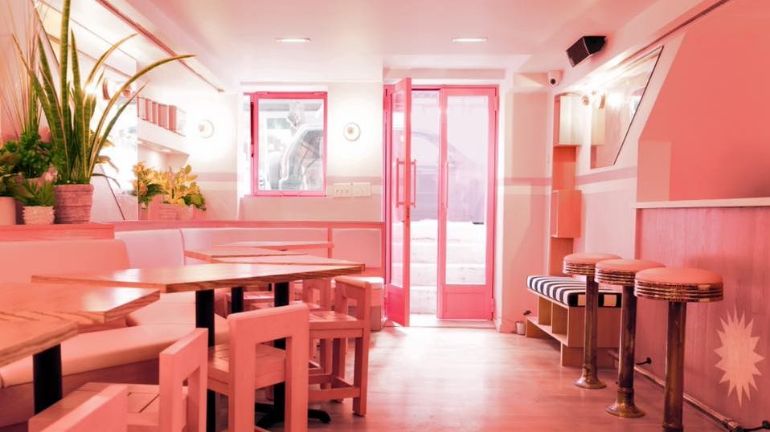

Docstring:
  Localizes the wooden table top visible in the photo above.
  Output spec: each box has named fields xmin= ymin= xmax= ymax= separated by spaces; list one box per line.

xmin=32 ymin=263 xmax=363 ymax=293
xmin=215 ymin=254 xmax=365 ymax=272
xmin=0 ymin=319 xmax=78 ymax=367
xmin=0 ymin=283 xmax=159 ymax=326
xmin=184 ymin=247 xmax=303 ymax=262
xmin=222 ymin=240 xmax=334 ymax=251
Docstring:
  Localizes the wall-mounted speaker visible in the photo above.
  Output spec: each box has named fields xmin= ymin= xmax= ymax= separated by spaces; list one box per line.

xmin=567 ymin=36 xmax=606 ymax=67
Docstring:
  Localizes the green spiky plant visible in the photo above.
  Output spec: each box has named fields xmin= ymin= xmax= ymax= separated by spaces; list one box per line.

xmin=13 ymin=178 xmax=55 ymax=207
xmin=21 ymin=0 xmax=192 ymax=185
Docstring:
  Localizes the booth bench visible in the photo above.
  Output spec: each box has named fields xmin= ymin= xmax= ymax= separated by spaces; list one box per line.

xmin=525 ymin=275 xmax=622 ymax=367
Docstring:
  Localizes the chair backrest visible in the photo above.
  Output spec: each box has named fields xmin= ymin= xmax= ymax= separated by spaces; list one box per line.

xmin=0 ymin=240 xmax=130 ymax=283
xmin=38 ymin=384 xmax=128 ymax=432
xmin=158 ymin=328 xmax=208 ymax=432
xmin=115 ymin=229 xmax=185 ymax=268
xmin=334 ymin=277 xmax=372 ymax=324
xmin=227 ymin=304 xmax=309 ymax=432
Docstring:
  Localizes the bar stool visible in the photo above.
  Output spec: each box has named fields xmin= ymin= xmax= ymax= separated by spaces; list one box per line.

xmin=596 ymin=259 xmax=664 ymax=417
xmin=563 ymin=252 xmax=620 ymax=389
xmin=635 ymin=267 xmax=723 ymax=432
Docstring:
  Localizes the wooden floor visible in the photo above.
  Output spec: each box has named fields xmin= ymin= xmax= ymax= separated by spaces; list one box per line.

xmin=290 ymin=326 xmax=722 ymax=431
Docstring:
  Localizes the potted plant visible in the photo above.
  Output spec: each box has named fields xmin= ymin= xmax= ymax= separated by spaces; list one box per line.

xmin=23 ymin=0 xmax=190 ymax=223
xmin=0 ymin=152 xmax=20 ymax=225
xmin=132 ymin=162 xmax=163 ymax=220
xmin=13 ymin=178 xmax=55 ymax=225
xmin=155 ymin=164 xmax=207 ymax=220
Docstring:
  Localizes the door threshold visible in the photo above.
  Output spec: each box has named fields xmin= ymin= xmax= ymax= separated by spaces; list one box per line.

xmin=408 ymin=314 xmax=495 ymax=329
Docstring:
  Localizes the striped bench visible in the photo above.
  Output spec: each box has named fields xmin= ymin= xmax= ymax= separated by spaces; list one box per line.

xmin=525 ymin=275 xmax=621 ymax=368
xmin=527 ymin=275 xmax=622 ymax=307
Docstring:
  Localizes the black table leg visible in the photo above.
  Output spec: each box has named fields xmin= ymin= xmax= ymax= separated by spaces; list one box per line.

xmin=33 ymin=344 xmax=63 ymax=413
xmin=195 ymin=290 xmax=217 ymax=432
xmin=231 ymin=286 xmax=245 ymax=314
xmin=256 ymin=282 xmax=331 ymax=429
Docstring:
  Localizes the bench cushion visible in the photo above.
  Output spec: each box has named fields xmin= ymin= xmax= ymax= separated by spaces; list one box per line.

xmin=0 ymin=240 xmax=129 ymax=283
xmin=0 ymin=323 xmax=225 ymax=389
xmin=126 ymin=302 xmax=229 ymax=343
xmin=115 ymin=229 xmax=185 ymax=268
xmin=527 ymin=275 xmax=621 ymax=308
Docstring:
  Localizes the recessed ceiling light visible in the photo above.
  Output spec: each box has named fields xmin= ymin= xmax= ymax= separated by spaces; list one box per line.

xmin=452 ymin=37 xmax=487 ymax=43
xmin=276 ymin=37 xmax=311 ymax=43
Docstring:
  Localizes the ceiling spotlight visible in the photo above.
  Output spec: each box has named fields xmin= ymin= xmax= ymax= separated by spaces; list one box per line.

xmin=452 ymin=37 xmax=487 ymax=43
xmin=276 ymin=37 xmax=311 ymax=43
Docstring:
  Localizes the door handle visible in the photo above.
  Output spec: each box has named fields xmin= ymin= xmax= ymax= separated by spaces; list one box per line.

xmin=443 ymin=161 xmax=449 ymax=210
xmin=411 ymin=160 xmax=417 ymax=208
xmin=395 ymin=159 xmax=405 ymax=207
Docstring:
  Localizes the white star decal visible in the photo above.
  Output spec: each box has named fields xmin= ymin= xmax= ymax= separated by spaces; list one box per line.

xmin=714 ymin=309 xmax=764 ymax=406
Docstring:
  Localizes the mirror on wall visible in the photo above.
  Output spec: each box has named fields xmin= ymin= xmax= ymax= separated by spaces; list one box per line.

xmin=587 ymin=47 xmax=662 ymax=168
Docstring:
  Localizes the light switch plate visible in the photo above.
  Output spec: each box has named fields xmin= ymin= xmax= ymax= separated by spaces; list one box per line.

xmin=332 ymin=183 xmax=353 ymax=198
xmin=352 ymin=182 xmax=372 ymax=197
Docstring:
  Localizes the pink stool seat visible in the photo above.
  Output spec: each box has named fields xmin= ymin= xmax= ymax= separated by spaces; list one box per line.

xmin=595 ymin=259 xmax=664 ymax=286
xmin=563 ymin=253 xmax=621 ymax=276
xmin=635 ymin=267 xmax=724 ymax=302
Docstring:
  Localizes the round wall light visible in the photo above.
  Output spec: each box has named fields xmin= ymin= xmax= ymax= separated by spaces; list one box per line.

xmin=343 ymin=122 xmax=361 ymax=141
xmin=197 ymin=120 xmax=214 ymax=138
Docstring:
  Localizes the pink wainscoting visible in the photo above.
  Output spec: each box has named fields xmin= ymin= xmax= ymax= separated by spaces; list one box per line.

xmin=636 ymin=207 xmax=768 ymax=425
xmin=113 ymin=220 xmax=386 ymax=274
xmin=0 ymin=223 xmax=114 ymax=242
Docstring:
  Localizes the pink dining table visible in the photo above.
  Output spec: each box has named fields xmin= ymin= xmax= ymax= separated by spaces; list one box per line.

xmin=221 ymin=240 xmax=334 ymax=252
xmin=184 ymin=246 xmax=303 ymax=263
xmin=0 ymin=282 xmax=160 ymax=414
xmin=31 ymin=262 xmax=361 ymax=430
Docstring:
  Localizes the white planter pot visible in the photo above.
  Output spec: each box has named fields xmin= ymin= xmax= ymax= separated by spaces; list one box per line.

xmin=23 ymin=206 xmax=55 ymax=225
xmin=515 ymin=320 xmax=526 ymax=335
xmin=0 ymin=197 xmax=16 ymax=225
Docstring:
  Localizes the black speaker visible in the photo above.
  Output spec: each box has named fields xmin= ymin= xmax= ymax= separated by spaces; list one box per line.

xmin=566 ymin=36 xmax=606 ymax=67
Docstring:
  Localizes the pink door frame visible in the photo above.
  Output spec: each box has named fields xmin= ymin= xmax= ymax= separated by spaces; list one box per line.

xmin=383 ymin=84 xmax=498 ymax=322
xmin=437 ymin=87 xmax=498 ymax=320
xmin=383 ymin=79 xmax=413 ymax=327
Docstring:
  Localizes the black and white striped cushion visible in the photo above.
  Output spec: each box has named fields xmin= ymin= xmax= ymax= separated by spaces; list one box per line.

xmin=527 ymin=275 xmax=621 ymax=307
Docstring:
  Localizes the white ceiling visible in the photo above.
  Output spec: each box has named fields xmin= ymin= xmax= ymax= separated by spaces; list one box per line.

xmin=105 ymin=0 xmax=657 ymax=88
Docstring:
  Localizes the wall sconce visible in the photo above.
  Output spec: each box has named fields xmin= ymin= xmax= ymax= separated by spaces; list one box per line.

xmin=197 ymin=120 xmax=215 ymax=138
xmin=343 ymin=122 xmax=361 ymax=141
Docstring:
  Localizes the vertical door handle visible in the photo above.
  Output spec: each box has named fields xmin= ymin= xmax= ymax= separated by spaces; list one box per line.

xmin=410 ymin=160 xmax=417 ymax=208
xmin=395 ymin=159 xmax=405 ymax=207
xmin=443 ymin=161 xmax=450 ymax=210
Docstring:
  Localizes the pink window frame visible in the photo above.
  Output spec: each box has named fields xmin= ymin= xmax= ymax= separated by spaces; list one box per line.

xmin=249 ymin=92 xmax=328 ymax=197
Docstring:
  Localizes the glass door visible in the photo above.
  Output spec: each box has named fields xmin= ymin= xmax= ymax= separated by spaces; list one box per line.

xmin=386 ymin=78 xmax=413 ymax=326
xmin=437 ymin=88 xmax=497 ymax=319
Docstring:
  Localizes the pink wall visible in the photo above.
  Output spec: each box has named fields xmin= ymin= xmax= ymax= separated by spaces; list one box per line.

xmin=640 ymin=0 xmax=770 ymax=201
xmin=495 ymin=90 xmax=549 ymax=331
xmin=637 ymin=207 xmax=768 ymax=425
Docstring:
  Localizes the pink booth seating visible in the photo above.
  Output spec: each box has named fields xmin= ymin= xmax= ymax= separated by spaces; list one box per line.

xmin=0 ymin=239 xmax=222 ymax=428
xmin=114 ymin=229 xmax=230 ymax=332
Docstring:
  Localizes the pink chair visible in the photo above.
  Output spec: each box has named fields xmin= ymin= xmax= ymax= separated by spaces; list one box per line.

xmin=28 ymin=329 xmax=208 ymax=432
xmin=208 ymin=304 xmax=309 ymax=432
xmin=29 ymin=384 xmax=128 ymax=432
xmin=308 ymin=276 xmax=372 ymax=416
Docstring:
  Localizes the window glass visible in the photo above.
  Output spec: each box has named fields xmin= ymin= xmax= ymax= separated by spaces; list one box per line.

xmin=254 ymin=96 xmax=325 ymax=194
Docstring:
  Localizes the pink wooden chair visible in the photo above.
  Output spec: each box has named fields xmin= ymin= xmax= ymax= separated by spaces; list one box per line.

xmin=207 ymin=304 xmax=309 ymax=432
xmin=29 ymin=384 xmax=128 ymax=432
xmin=308 ymin=276 xmax=371 ymax=416
xmin=28 ymin=329 xmax=208 ymax=432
